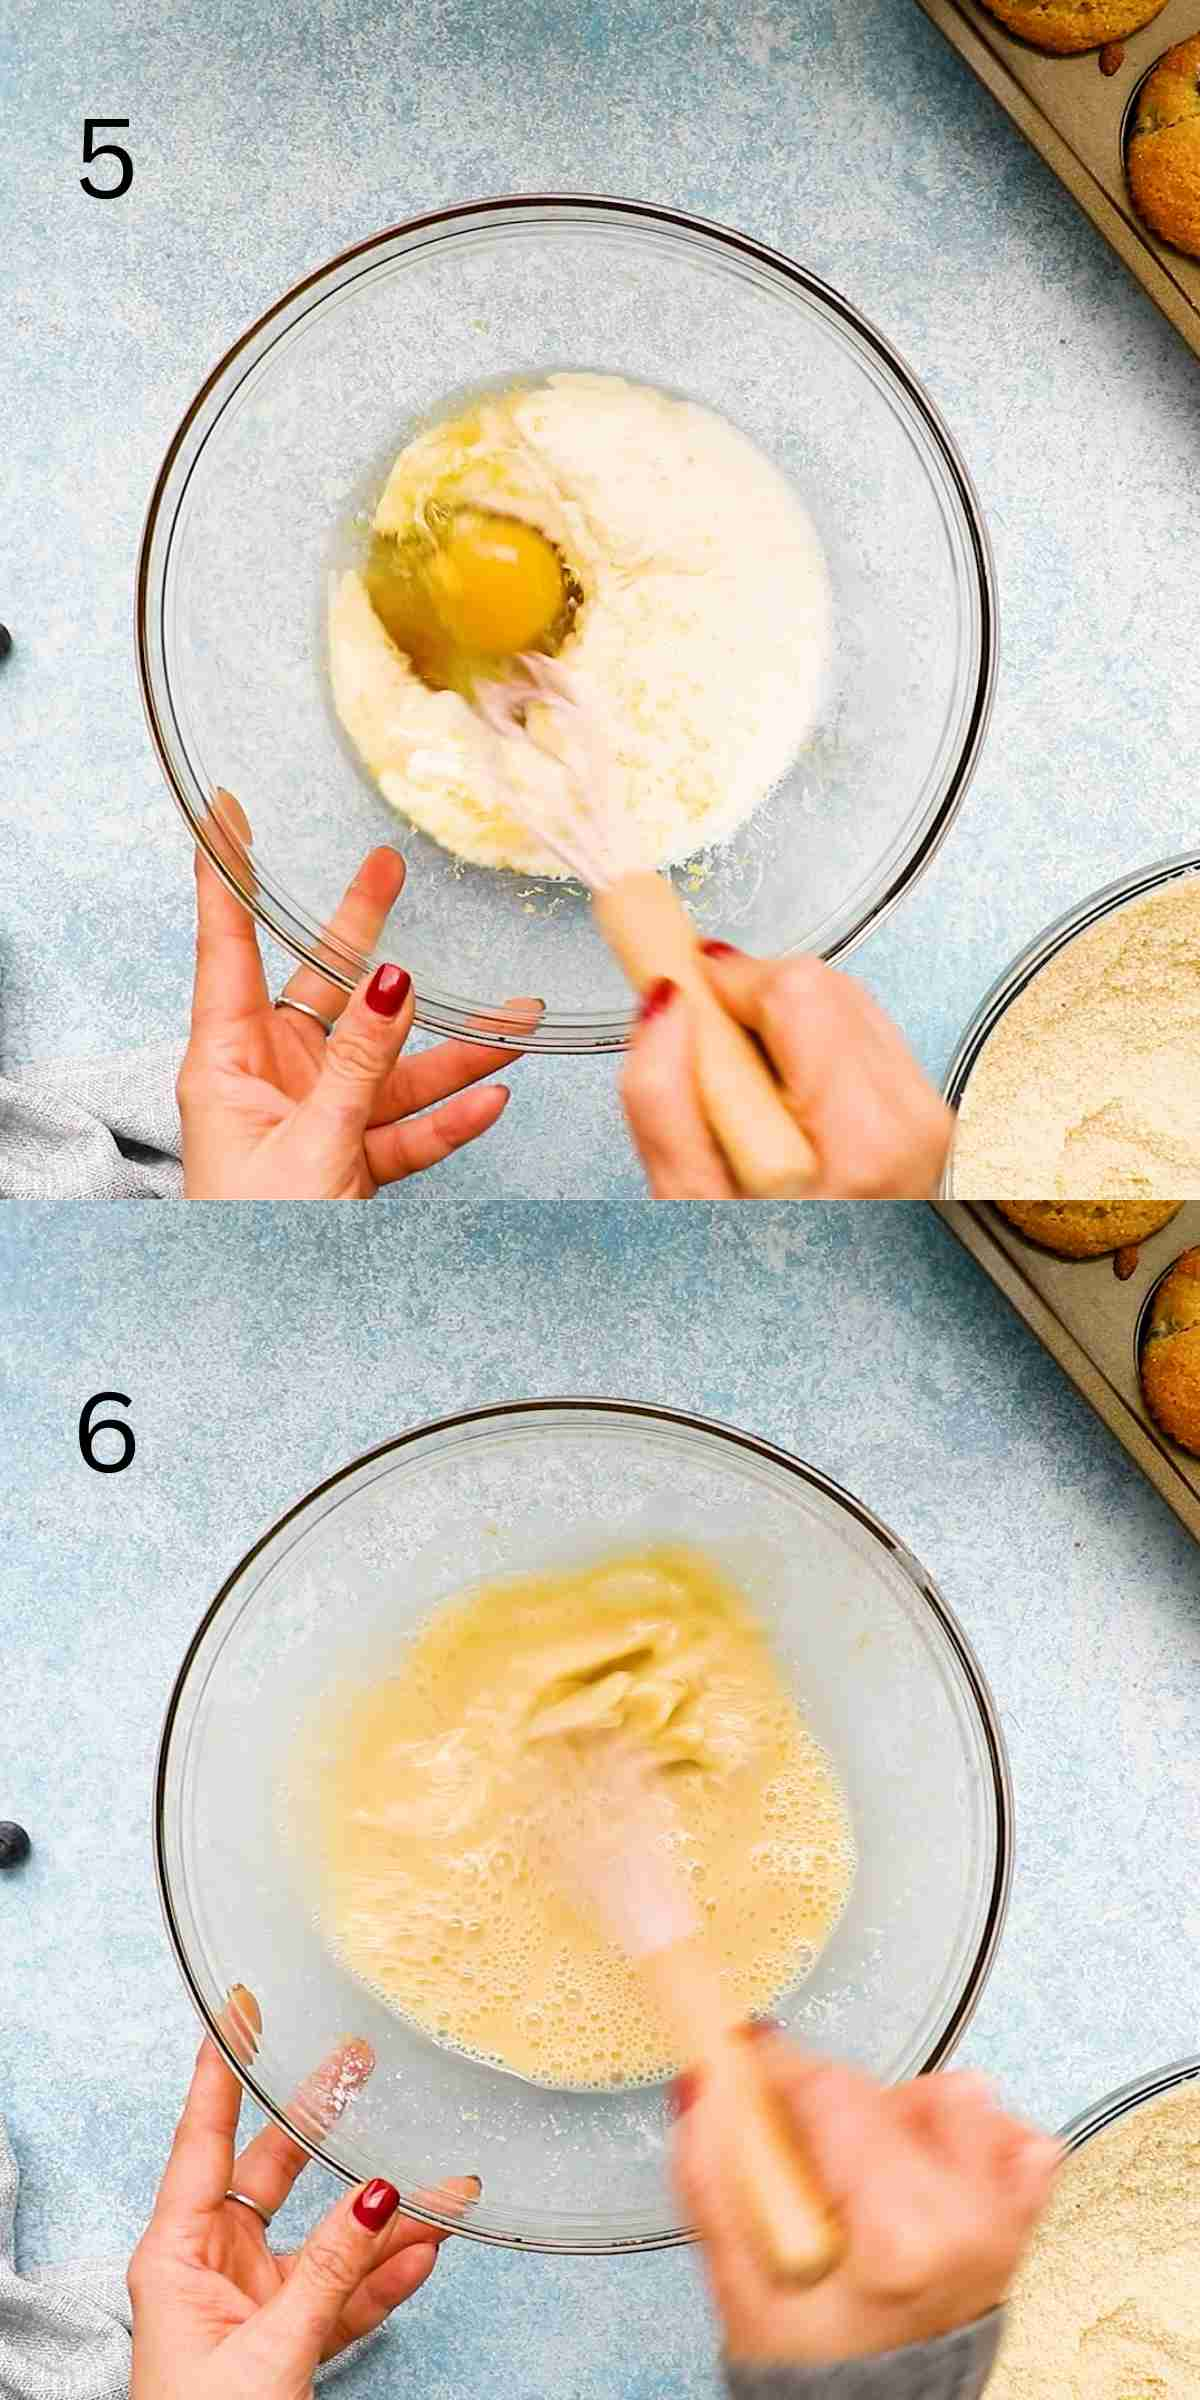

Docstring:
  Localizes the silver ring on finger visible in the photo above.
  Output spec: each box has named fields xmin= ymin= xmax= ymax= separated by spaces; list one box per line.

xmin=224 ymin=2188 xmax=274 ymax=2228
xmin=274 ymin=996 xmax=335 ymax=1038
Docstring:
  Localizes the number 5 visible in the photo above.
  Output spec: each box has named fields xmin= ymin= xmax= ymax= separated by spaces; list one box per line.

xmin=81 ymin=118 xmax=133 ymax=200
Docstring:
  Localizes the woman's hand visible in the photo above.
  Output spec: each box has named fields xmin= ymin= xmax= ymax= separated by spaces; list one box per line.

xmin=673 ymin=2037 xmax=1058 ymax=2367
xmin=129 ymin=2037 xmax=475 ymax=2400
xmin=180 ymin=798 xmax=536 ymax=1198
xmin=622 ymin=947 xmax=952 ymax=1199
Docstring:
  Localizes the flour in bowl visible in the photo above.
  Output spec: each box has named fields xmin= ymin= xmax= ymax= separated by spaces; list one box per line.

xmin=952 ymin=879 xmax=1200 ymax=1198
xmin=990 ymin=2080 xmax=1200 ymax=2398
xmin=328 ymin=374 xmax=833 ymax=878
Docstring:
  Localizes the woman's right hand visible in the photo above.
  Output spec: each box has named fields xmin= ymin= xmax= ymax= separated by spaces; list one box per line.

xmin=622 ymin=947 xmax=953 ymax=1200
xmin=673 ymin=2037 xmax=1058 ymax=2368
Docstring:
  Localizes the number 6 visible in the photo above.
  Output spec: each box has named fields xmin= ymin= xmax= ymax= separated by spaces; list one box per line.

xmin=79 ymin=1391 xmax=136 ymax=1473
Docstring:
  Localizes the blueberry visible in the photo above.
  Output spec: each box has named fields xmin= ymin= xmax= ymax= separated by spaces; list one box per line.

xmin=0 ymin=626 xmax=11 ymax=661
xmin=0 ymin=1823 xmax=31 ymax=1869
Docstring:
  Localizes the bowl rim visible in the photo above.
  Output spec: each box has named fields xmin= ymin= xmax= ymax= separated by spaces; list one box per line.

xmin=154 ymin=1392 xmax=1014 ymax=2256
xmin=1060 ymin=2051 xmax=1200 ymax=2154
xmin=942 ymin=847 xmax=1200 ymax=1193
xmin=135 ymin=189 xmax=998 ymax=1054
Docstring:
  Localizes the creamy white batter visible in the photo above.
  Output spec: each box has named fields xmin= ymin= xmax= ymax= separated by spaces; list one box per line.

xmin=328 ymin=374 xmax=833 ymax=878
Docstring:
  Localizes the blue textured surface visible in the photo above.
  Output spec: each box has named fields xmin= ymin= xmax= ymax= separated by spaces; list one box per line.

xmin=2 ymin=1201 xmax=1199 ymax=2395
xmin=5 ymin=0 xmax=1199 ymax=1195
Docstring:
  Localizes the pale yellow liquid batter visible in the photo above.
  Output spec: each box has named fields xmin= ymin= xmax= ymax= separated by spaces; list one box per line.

xmin=300 ymin=1544 xmax=855 ymax=2088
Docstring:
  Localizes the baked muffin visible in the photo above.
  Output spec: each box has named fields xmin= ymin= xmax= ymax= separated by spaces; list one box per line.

xmin=996 ymin=1200 xmax=1180 ymax=1257
xmin=1140 ymin=1246 xmax=1200 ymax=1453
xmin=1128 ymin=35 xmax=1200 ymax=260
xmin=978 ymin=0 xmax=1166 ymax=54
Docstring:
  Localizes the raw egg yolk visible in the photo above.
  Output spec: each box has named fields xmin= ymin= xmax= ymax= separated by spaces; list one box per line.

xmin=427 ymin=510 xmax=564 ymax=656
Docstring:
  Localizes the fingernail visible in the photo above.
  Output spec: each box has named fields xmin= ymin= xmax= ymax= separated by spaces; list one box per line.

xmin=466 ymin=2174 xmax=483 ymax=2195
xmin=365 ymin=964 xmax=411 ymax=1019
xmin=639 ymin=977 xmax=676 ymax=1023
xmin=226 ymin=1984 xmax=262 ymax=2035
xmin=699 ymin=940 xmax=738 ymax=958
xmin=353 ymin=2178 xmax=400 ymax=2231
xmin=222 ymin=1984 xmax=263 ymax=2063
xmin=213 ymin=787 xmax=253 ymax=845
xmin=669 ymin=2069 xmax=699 ymax=2119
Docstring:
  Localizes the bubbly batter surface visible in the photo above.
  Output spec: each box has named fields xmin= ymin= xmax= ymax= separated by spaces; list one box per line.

xmin=301 ymin=1544 xmax=855 ymax=2088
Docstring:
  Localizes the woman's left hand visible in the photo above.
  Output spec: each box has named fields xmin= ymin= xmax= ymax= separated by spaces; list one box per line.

xmin=180 ymin=794 xmax=537 ymax=1198
xmin=129 ymin=2037 xmax=475 ymax=2400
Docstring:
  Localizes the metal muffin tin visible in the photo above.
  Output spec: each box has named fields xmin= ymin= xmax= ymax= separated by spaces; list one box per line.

xmin=936 ymin=1201 xmax=1200 ymax=1541
xmin=916 ymin=0 xmax=1200 ymax=361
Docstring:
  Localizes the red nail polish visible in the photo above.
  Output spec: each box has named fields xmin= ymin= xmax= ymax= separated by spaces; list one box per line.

xmin=365 ymin=964 xmax=411 ymax=1019
xmin=670 ymin=2069 xmax=699 ymax=2118
xmin=353 ymin=2179 xmax=400 ymax=2231
xmin=699 ymin=940 xmax=738 ymax=958
xmin=639 ymin=977 xmax=677 ymax=1023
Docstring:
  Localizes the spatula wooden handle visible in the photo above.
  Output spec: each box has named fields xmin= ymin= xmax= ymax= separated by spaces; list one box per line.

xmin=593 ymin=871 xmax=817 ymax=1198
xmin=641 ymin=1939 xmax=841 ymax=2287
xmin=712 ymin=2032 xmax=843 ymax=2286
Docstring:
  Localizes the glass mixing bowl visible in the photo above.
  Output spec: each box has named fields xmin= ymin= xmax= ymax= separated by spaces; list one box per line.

xmin=137 ymin=195 xmax=996 ymax=1052
xmin=942 ymin=851 xmax=1200 ymax=1195
xmin=155 ymin=1399 xmax=1012 ymax=2254
xmin=1061 ymin=2054 xmax=1200 ymax=2156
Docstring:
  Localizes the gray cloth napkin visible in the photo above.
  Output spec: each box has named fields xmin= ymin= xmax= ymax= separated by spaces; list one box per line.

xmin=0 ymin=1046 xmax=184 ymax=1200
xmin=724 ymin=2312 xmax=1005 ymax=2400
xmin=0 ymin=2120 xmax=375 ymax=2399
xmin=0 ymin=2120 xmax=132 ymax=2400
